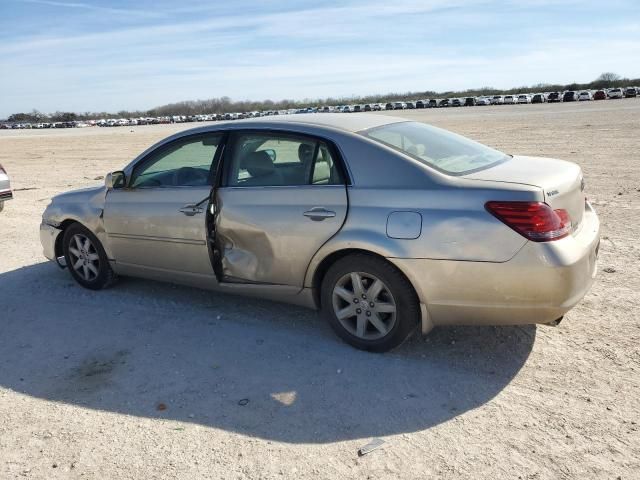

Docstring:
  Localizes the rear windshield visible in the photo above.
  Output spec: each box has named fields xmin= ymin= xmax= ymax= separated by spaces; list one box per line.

xmin=361 ymin=121 xmax=509 ymax=175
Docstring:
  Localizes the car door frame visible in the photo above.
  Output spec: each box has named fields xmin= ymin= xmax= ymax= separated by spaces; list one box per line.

xmin=104 ymin=130 xmax=228 ymax=284
xmin=123 ymin=131 xmax=227 ymax=190
xmin=208 ymin=127 xmax=351 ymax=292
xmin=218 ymin=128 xmax=351 ymax=191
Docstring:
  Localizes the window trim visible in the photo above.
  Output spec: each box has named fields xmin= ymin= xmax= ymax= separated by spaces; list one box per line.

xmin=127 ymin=132 xmax=225 ymax=189
xmin=220 ymin=129 xmax=350 ymax=188
xmin=307 ymin=142 xmax=321 ymax=185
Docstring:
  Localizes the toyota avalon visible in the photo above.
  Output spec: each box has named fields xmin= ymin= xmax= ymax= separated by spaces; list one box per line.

xmin=40 ymin=114 xmax=600 ymax=352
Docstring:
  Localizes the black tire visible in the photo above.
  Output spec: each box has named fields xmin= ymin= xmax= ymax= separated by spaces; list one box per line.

xmin=62 ymin=223 xmax=117 ymax=290
xmin=321 ymin=253 xmax=420 ymax=352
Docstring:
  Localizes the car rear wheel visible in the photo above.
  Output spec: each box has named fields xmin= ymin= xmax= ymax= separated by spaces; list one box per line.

xmin=63 ymin=223 xmax=116 ymax=290
xmin=321 ymin=254 xmax=420 ymax=352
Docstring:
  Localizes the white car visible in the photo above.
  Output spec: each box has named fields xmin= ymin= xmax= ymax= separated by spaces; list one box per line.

xmin=503 ymin=95 xmax=516 ymax=104
xmin=393 ymin=102 xmax=407 ymax=110
xmin=517 ymin=94 xmax=531 ymax=104
xmin=607 ymin=88 xmax=624 ymax=99
xmin=476 ymin=97 xmax=492 ymax=106
xmin=0 ymin=163 xmax=12 ymax=212
xmin=578 ymin=91 xmax=593 ymax=101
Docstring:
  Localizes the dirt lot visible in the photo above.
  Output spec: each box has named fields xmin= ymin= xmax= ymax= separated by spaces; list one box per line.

xmin=0 ymin=101 xmax=639 ymax=479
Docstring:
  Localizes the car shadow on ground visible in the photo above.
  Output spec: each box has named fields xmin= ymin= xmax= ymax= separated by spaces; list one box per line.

xmin=0 ymin=262 xmax=536 ymax=443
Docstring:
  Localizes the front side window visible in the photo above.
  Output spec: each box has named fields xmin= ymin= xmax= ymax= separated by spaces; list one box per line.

xmin=131 ymin=134 xmax=222 ymax=188
xmin=361 ymin=121 xmax=509 ymax=175
xmin=227 ymin=133 xmax=343 ymax=187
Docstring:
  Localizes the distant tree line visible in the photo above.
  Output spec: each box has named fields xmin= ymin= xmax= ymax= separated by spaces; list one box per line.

xmin=5 ymin=72 xmax=638 ymax=123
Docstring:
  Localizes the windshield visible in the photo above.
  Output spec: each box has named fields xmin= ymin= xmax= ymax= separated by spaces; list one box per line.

xmin=361 ymin=121 xmax=509 ymax=175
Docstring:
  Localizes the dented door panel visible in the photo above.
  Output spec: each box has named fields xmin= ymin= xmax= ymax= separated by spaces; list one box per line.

xmin=214 ymin=185 xmax=347 ymax=286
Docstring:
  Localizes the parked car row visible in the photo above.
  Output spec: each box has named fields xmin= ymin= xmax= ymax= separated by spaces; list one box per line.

xmin=0 ymin=110 xmax=298 ymax=129
xmin=323 ymin=87 xmax=640 ymax=112
xmin=0 ymin=121 xmax=85 ymax=129
xmin=2 ymin=87 xmax=639 ymax=130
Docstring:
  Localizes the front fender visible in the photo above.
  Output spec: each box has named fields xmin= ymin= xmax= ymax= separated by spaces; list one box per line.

xmin=42 ymin=186 xmax=112 ymax=258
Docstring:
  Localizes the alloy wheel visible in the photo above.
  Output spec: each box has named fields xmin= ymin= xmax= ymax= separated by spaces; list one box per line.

xmin=332 ymin=271 xmax=397 ymax=340
xmin=68 ymin=233 xmax=100 ymax=282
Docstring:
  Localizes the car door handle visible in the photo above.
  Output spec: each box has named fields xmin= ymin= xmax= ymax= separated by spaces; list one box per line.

xmin=179 ymin=205 xmax=203 ymax=216
xmin=303 ymin=207 xmax=336 ymax=221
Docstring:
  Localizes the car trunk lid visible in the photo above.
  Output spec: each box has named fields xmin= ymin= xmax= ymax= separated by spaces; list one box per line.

xmin=465 ymin=155 xmax=585 ymax=231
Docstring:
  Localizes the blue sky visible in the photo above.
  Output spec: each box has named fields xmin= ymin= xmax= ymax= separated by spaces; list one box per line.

xmin=1 ymin=0 xmax=639 ymax=116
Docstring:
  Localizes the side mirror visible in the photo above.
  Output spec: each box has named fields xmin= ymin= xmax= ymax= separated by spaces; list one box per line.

xmin=105 ymin=171 xmax=126 ymax=189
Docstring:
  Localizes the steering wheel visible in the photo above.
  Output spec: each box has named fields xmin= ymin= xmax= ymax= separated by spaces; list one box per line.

xmin=173 ymin=167 xmax=209 ymax=186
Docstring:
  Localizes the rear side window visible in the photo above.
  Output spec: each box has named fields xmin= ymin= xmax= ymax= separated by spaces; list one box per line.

xmin=226 ymin=132 xmax=344 ymax=187
xmin=361 ymin=121 xmax=509 ymax=175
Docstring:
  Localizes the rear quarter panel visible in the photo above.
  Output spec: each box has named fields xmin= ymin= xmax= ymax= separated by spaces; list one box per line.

xmin=305 ymin=179 xmax=541 ymax=287
xmin=304 ymin=133 xmax=545 ymax=287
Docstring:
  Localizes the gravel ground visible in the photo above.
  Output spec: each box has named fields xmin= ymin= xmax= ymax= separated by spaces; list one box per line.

xmin=0 ymin=100 xmax=638 ymax=479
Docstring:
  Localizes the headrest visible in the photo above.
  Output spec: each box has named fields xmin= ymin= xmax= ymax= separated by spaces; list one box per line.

xmin=242 ymin=151 xmax=275 ymax=178
xmin=298 ymin=143 xmax=314 ymax=163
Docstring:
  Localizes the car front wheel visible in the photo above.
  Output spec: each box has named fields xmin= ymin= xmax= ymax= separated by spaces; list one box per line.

xmin=321 ymin=254 xmax=420 ymax=352
xmin=63 ymin=223 xmax=116 ymax=290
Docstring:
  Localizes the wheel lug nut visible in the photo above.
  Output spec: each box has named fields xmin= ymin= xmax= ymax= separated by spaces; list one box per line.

xmin=353 ymin=298 xmax=359 ymax=303
xmin=356 ymin=308 xmax=362 ymax=314
xmin=369 ymin=302 xmax=374 ymax=308
xmin=366 ymin=311 xmax=371 ymax=317
xmin=362 ymin=294 xmax=367 ymax=299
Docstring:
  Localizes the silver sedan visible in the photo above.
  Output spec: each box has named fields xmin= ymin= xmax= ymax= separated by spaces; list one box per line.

xmin=40 ymin=114 xmax=600 ymax=352
xmin=0 ymin=163 xmax=12 ymax=213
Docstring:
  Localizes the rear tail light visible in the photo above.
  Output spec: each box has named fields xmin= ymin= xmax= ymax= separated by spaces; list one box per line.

xmin=485 ymin=201 xmax=572 ymax=242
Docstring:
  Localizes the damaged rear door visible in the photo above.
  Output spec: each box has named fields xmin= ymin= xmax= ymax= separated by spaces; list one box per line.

xmin=212 ymin=130 xmax=348 ymax=288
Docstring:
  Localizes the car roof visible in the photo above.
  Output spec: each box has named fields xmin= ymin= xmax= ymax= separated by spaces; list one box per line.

xmin=230 ymin=113 xmax=407 ymax=133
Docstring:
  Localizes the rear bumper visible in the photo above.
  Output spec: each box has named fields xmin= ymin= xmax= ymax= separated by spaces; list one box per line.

xmin=391 ymin=202 xmax=600 ymax=328
xmin=0 ymin=189 xmax=12 ymax=201
xmin=40 ymin=222 xmax=63 ymax=261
